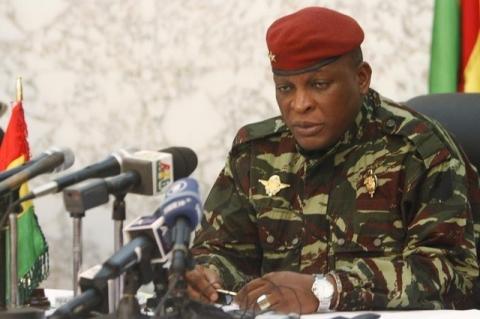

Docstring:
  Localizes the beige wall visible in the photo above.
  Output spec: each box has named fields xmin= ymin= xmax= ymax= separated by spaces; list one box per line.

xmin=0 ymin=0 xmax=434 ymax=288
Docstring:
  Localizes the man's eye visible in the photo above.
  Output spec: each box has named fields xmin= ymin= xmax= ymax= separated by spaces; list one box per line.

xmin=313 ymin=81 xmax=329 ymax=89
xmin=276 ymin=85 xmax=292 ymax=92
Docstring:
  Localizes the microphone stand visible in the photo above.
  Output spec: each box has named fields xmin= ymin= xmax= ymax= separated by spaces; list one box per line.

xmin=7 ymin=190 xmax=22 ymax=308
xmin=145 ymin=263 xmax=169 ymax=311
xmin=65 ymin=207 xmax=85 ymax=297
xmin=62 ymin=179 xmax=135 ymax=311
xmin=9 ymin=210 xmax=19 ymax=307
xmin=110 ymin=193 xmax=127 ymax=312
xmin=63 ymin=180 xmax=114 ymax=298
xmin=116 ymin=258 xmax=152 ymax=319
xmin=0 ymin=192 xmax=11 ymax=309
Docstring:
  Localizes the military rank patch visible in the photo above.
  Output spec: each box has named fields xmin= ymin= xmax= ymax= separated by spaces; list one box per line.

xmin=259 ymin=175 xmax=289 ymax=196
xmin=363 ymin=168 xmax=377 ymax=198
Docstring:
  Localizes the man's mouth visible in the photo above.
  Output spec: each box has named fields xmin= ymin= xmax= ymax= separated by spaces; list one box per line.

xmin=291 ymin=122 xmax=325 ymax=136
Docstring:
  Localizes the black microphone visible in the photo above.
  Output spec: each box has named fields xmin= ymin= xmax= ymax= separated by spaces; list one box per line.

xmin=62 ymin=171 xmax=140 ymax=214
xmin=0 ymin=147 xmax=74 ymax=196
xmin=61 ymin=148 xmax=198 ymax=213
xmin=93 ymin=236 xmax=153 ymax=282
xmin=29 ymin=146 xmax=197 ymax=200
xmin=0 ymin=148 xmax=67 ymax=182
xmin=47 ymin=289 xmax=102 ymax=319
xmin=49 ymin=238 xmax=154 ymax=319
xmin=160 ymin=146 xmax=198 ymax=180
xmin=29 ymin=148 xmax=130 ymax=199
xmin=51 ymin=238 xmax=152 ymax=318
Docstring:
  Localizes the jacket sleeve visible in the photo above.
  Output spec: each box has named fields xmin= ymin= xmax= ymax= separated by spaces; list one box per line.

xmin=191 ymin=149 xmax=261 ymax=291
xmin=335 ymin=154 xmax=479 ymax=310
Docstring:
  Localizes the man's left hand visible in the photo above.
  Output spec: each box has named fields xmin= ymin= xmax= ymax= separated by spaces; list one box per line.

xmin=235 ymin=271 xmax=318 ymax=314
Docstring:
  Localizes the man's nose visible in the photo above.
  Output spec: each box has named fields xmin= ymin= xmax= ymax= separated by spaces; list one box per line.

xmin=292 ymin=89 xmax=314 ymax=113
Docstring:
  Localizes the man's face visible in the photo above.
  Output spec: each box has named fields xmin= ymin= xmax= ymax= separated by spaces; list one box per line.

xmin=273 ymin=55 xmax=371 ymax=151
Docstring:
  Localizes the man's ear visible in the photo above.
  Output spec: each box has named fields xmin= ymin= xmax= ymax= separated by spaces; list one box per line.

xmin=357 ymin=62 xmax=372 ymax=95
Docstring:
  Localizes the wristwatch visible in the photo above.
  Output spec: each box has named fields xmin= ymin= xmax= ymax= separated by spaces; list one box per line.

xmin=311 ymin=274 xmax=335 ymax=311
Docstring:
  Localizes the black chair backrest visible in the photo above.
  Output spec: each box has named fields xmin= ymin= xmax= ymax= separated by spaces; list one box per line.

xmin=406 ymin=93 xmax=480 ymax=170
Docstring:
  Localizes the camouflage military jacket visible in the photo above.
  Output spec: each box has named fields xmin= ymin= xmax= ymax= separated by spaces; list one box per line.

xmin=191 ymin=89 xmax=479 ymax=310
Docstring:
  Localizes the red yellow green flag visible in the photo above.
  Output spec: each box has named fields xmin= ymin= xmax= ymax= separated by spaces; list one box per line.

xmin=429 ymin=0 xmax=480 ymax=93
xmin=461 ymin=0 xmax=480 ymax=91
xmin=0 ymin=100 xmax=48 ymax=304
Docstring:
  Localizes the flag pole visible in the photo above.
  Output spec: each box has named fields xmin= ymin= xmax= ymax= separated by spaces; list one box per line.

xmin=8 ymin=77 xmax=22 ymax=308
xmin=16 ymin=77 xmax=23 ymax=102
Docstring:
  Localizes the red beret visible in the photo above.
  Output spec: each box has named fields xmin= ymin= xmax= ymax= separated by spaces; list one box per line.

xmin=266 ymin=7 xmax=364 ymax=75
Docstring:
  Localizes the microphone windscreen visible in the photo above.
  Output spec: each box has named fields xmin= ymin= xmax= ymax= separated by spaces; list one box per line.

xmin=160 ymin=147 xmax=198 ymax=180
xmin=53 ymin=147 xmax=75 ymax=172
xmin=158 ymin=177 xmax=202 ymax=228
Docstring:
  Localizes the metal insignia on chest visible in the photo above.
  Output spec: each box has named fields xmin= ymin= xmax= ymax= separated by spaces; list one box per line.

xmin=363 ymin=168 xmax=378 ymax=198
xmin=259 ymin=175 xmax=290 ymax=196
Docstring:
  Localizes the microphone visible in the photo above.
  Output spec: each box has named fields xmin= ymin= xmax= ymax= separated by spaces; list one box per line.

xmin=62 ymin=171 xmax=140 ymax=214
xmin=93 ymin=236 xmax=153 ymax=282
xmin=53 ymin=179 xmax=201 ymax=319
xmin=48 ymin=289 xmax=102 ymax=319
xmin=49 ymin=237 xmax=152 ymax=319
xmin=30 ymin=146 xmax=197 ymax=200
xmin=0 ymin=147 xmax=74 ymax=196
xmin=155 ymin=177 xmax=202 ymax=275
xmin=120 ymin=149 xmax=182 ymax=196
xmin=124 ymin=211 xmax=171 ymax=263
xmin=0 ymin=148 xmax=71 ymax=182
xmin=124 ymin=177 xmax=202 ymax=265
xmin=29 ymin=148 xmax=130 ymax=199
xmin=61 ymin=148 xmax=198 ymax=213
xmin=49 ymin=239 xmax=154 ymax=319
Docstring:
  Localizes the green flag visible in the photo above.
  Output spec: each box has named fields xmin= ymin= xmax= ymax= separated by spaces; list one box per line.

xmin=429 ymin=0 xmax=460 ymax=93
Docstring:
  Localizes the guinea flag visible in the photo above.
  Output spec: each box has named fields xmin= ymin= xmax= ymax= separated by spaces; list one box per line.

xmin=429 ymin=0 xmax=480 ymax=93
xmin=0 ymin=100 xmax=49 ymax=304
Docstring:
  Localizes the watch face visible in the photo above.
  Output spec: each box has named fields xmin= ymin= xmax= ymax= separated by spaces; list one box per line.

xmin=313 ymin=277 xmax=334 ymax=299
xmin=321 ymin=280 xmax=334 ymax=298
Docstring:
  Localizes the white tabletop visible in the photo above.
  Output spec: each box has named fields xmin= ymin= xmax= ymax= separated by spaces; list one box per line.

xmin=301 ymin=309 xmax=480 ymax=319
xmin=45 ymin=290 xmax=480 ymax=318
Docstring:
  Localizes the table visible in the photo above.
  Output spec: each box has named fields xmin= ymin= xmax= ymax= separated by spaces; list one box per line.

xmin=45 ymin=290 xmax=480 ymax=318
xmin=301 ymin=309 xmax=480 ymax=319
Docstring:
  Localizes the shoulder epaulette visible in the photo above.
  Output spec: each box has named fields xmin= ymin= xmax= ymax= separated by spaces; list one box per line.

xmin=232 ymin=116 xmax=288 ymax=148
xmin=375 ymin=97 xmax=462 ymax=167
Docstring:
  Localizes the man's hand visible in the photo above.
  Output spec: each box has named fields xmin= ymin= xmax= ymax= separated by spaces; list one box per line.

xmin=185 ymin=264 xmax=222 ymax=303
xmin=235 ymin=271 xmax=319 ymax=314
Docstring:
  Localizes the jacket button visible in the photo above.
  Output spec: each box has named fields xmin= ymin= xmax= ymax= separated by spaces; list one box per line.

xmin=373 ymin=238 xmax=382 ymax=247
xmin=385 ymin=119 xmax=396 ymax=129
xmin=337 ymin=238 xmax=345 ymax=246
xmin=266 ymin=235 xmax=274 ymax=244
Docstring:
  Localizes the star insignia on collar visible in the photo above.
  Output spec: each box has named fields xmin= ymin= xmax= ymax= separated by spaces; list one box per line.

xmin=268 ymin=51 xmax=276 ymax=63
xmin=259 ymin=175 xmax=289 ymax=196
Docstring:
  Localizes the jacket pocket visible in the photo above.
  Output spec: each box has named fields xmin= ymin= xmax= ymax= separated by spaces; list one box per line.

xmin=256 ymin=206 xmax=303 ymax=273
xmin=332 ymin=198 xmax=405 ymax=258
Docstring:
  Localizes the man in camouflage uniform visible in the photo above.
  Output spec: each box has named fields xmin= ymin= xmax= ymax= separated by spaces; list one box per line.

xmin=187 ymin=7 xmax=480 ymax=313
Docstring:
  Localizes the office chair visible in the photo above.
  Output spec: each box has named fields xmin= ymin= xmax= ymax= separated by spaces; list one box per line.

xmin=406 ymin=93 xmax=480 ymax=170
xmin=406 ymin=93 xmax=480 ymax=308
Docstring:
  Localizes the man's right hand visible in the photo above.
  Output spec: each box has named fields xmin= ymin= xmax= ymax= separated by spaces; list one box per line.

xmin=185 ymin=264 xmax=222 ymax=303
